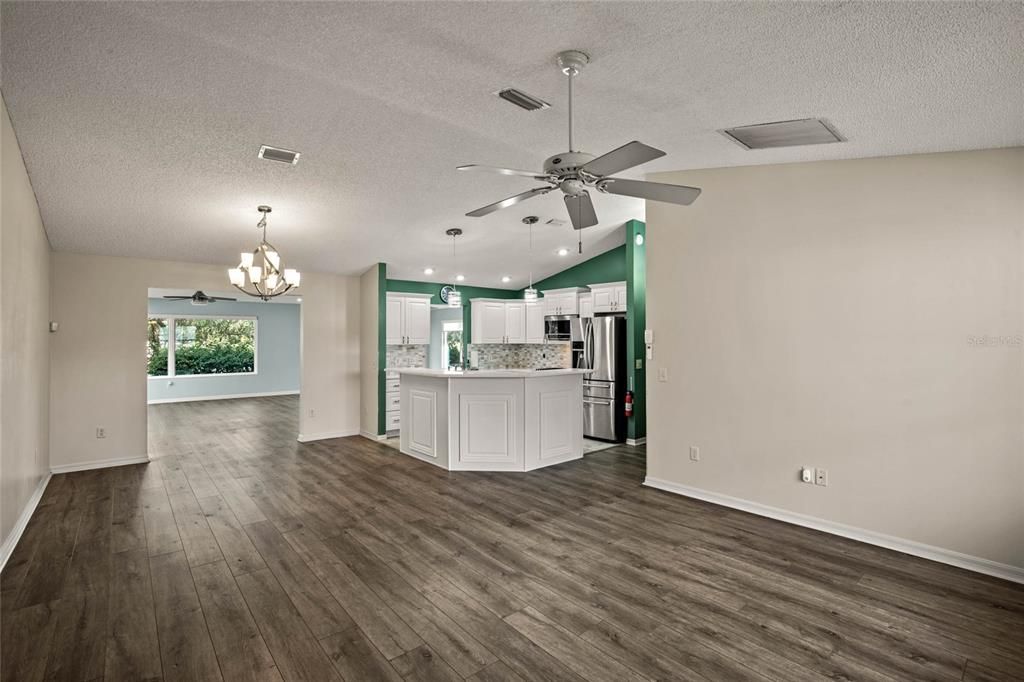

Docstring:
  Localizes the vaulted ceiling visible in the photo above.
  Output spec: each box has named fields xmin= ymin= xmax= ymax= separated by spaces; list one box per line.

xmin=2 ymin=2 xmax=1021 ymax=287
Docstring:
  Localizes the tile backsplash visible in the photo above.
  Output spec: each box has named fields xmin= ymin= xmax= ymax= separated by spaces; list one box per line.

xmin=469 ymin=342 xmax=571 ymax=370
xmin=386 ymin=345 xmax=427 ymax=368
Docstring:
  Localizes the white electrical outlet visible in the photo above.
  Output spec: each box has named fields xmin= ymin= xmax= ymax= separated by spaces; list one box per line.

xmin=96 ymin=427 xmax=106 ymax=439
xmin=657 ymin=368 xmax=669 ymax=382
xmin=801 ymin=467 xmax=815 ymax=483
xmin=689 ymin=446 xmax=700 ymax=462
xmin=815 ymin=468 xmax=828 ymax=486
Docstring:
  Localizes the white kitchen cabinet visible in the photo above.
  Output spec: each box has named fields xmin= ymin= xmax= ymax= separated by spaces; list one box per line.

xmin=540 ymin=287 xmax=588 ymax=317
xmin=505 ymin=302 xmax=526 ymax=343
xmin=386 ymin=293 xmax=433 ymax=345
xmin=578 ymin=293 xmax=593 ymax=319
xmin=471 ymin=298 xmax=547 ymax=344
xmin=525 ymin=302 xmax=545 ymax=343
xmin=473 ymin=300 xmax=508 ymax=344
xmin=589 ymin=282 xmax=628 ymax=313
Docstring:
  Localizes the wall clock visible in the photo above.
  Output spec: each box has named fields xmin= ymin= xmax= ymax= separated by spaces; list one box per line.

xmin=440 ymin=285 xmax=456 ymax=304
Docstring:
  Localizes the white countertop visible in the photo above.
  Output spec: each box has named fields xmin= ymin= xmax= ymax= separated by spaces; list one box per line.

xmin=397 ymin=368 xmax=591 ymax=378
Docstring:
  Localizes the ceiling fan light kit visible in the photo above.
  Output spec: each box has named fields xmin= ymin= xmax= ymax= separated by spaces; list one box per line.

xmin=228 ymin=205 xmax=301 ymax=301
xmin=459 ymin=49 xmax=701 ymax=232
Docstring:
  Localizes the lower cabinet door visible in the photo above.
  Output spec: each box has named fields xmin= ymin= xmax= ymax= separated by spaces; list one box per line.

xmin=408 ymin=389 xmax=436 ymax=458
xmin=458 ymin=393 xmax=517 ymax=466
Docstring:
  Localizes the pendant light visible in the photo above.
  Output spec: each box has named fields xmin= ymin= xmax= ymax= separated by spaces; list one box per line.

xmin=446 ymin=228 xmax=463 ymax=307
xmin=227 ymin=205 xmax=301 ymax=301
xmin=522 ymin=216 xmax=538 ymax=301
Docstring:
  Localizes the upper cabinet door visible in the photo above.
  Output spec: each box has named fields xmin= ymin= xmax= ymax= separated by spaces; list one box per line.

xmin=404 ymin=297 xmax=432 ymax=344
xmin=478 ymin=301 xmax=508 ymax=344
xmin=542 ymin=294 xmax=559 ymax=317
xmin=505 ymin=302 xmax=526 ymax=343
xmin=578 ymin=293 xmax=594 ymax=319
xmin=613 ymin=284 xmax=628 ymax=312
xmin=591 ymin=287 xmax=615 ymax=313
xmin=385 ymin=296 xmax=404 ymax=344
xmin=525 ymin=302 xmax=545 ymax=343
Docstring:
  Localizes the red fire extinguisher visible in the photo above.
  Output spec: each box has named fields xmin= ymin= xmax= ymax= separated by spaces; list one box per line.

xmin=624 ymin=390 xmax=634 ymax=418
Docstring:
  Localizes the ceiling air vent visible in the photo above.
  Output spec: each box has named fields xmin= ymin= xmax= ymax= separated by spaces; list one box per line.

xmin=495 ymin=88 xmax=550 ymax=112
xmin=720 ymin=118 xmax=843 ymax=150
xmin=258 ymin=145 xmax=301 ymax=165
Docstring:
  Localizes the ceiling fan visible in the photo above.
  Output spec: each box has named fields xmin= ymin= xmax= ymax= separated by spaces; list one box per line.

xmin=163 ymin=290 xmax=236 ymax=306
xmin=459 ymin=50 xmax=701 ymax=230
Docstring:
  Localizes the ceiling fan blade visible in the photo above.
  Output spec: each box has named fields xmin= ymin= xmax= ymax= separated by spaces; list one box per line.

xmin=466 ymin=187 xmax=552 ymax=217
xmin=163 ymin=296 xmax=191 ymax=300
xmin=580 ymin=141 xmax=666 ymax=178
xmin=597 ymin=178 xmax=701 ymax=206
xmin=564 ymin=191 xmax=599 ymax=230
xmin=457 ymin=164 xmax=550 ymax=180
xmin=210 ymin=297 xmax=237 ymax=302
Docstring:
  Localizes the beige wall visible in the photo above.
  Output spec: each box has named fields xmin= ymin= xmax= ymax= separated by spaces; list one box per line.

xmin=49 ymin=252 xmax=361 ymax=468
xmin=359 ymin=264 xmax=380 ymax=437
xmin=1 ymin=97 xmax=51 ymax=554
xmin=646 ymin=148 xmax=1024 ymax=570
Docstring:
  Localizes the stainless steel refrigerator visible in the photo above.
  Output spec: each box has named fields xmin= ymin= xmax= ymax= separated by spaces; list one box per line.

xmin=579 ymin=314 xmax=627 ymax=442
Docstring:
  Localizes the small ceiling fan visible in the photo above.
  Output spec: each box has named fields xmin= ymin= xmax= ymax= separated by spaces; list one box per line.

xmin=459 ymin=50 xmax=701 ymax=230
xmin=163 ymin=290 xmax=236 ymax=306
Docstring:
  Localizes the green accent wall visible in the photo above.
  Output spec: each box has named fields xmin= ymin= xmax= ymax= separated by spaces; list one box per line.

xmin=624 ymin=220 xmax=647 ymax=441
xmin=385 ymin=279 xmax=518 ymax=370
xmin=376 ymin=263 xmax=387 ymax=436
xmin=529 ymin=244 xmax=627 ymax=291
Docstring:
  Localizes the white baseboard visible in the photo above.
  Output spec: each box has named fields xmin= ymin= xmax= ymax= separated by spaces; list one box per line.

xmin=360 ymin=431 xmax=388 ymax=441
xmin=0 ymin=473 xmax=52 ymax=572
xmin=643 ymin=477 xmax=1024 ymax=585
xmin=51 ymin=455 xmax=151 ymax=474
xmin=297 ymin=429 xmax=360 ymax=443
xmin=626 ymin=437 xmax=647 ymax=446
xmin=148 ymin=390 xmax=299 ymax=405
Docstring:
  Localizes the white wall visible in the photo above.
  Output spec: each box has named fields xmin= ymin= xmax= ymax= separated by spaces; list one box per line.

xmin=646 ymin=148 xmax=1024 ymax=573
xmin=1 ymin=97 xmax=51 ymax=560
xmin=49 ymin=252 xmax=361 ymax=469
xmin=359 ymin=264 xmax=380 ymax=437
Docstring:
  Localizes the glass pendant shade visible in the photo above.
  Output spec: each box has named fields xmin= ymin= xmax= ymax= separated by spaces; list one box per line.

xmin=249 ymin=265 xmax=262 ymax=283
xmin=240 ymin=252 xmax=254 ymax=269
xmin=448 ymin=290 xmax=462 ymax=307
xmin=284 ymin=269 xmax=300 ymax=286
xmin=265 ymin=250 xmax=280 ymax=269
xmin=228 ymin=268 xmax=245 ymax=286
xmin=265 ymin=273 xmax=279 ymax=290
xmin=523 ymin=288 xmax=538 ymax=302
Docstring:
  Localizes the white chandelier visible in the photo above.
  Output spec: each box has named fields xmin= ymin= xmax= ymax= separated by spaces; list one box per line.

xmin=228 ymin=205 xmax=301 ymax=301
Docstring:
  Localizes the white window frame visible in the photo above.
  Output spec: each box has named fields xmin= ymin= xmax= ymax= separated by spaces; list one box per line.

xmin=148 ymin=314 xmax=258 ymax=379
xmin=441 ymin=321 xmax=463 ymax=371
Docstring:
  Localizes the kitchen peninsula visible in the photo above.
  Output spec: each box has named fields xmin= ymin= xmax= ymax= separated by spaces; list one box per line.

xmin=398 ymin=368 xmax=590 ymax=471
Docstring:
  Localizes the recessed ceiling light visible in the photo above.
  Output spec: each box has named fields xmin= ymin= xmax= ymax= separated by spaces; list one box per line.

xmin=557 ymin=248 xmax=569 ymax=256
xmin=258 ymin=144 xmax=301 ymax=165
xmin=501 ymin=276 xmax=511 ymax=283
xmin=423 ymin=267 xmax=434 ymax=275
xmin=456 ymin=274 xmax=465 ymax=282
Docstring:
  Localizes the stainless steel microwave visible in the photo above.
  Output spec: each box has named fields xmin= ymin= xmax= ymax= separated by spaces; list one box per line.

xmin=544 ymin=316 xmax=584 ymax=343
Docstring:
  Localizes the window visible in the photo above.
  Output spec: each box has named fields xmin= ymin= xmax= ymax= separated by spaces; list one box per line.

xmin=442 ymin=321 xmax=463 ymax=371
xmin=147 ymin=316 xmax=256 ymax=378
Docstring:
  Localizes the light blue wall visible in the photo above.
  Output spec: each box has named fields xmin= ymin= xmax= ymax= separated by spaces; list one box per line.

xmin=428 ymin=307 xmax=462 ymax=369
xmin=147 ymin=298 xmax=300 ymax=402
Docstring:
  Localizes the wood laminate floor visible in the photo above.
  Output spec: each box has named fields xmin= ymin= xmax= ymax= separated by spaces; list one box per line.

xmin=3 ymin=395 xmax=1023 ymax=681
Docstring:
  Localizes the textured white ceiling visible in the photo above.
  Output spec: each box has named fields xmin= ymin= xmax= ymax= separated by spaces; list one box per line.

xmin=2 ymin=2 xmax=1022 ymax=288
